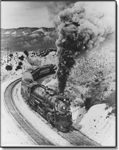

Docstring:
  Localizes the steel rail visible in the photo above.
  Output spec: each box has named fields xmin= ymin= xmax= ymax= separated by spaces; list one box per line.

xmin=4 ymin=76 xmax=101 ymax=147
xmin=4 ymin=78 xmax=53 ymax=146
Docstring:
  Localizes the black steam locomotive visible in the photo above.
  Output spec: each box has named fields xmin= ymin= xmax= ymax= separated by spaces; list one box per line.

xmin=21 ymin=64 xmax=72 ymax=132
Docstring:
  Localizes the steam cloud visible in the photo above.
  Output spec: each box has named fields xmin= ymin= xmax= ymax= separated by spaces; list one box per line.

xmin=55 ymin=1 xmax=115 ymax=94
xmin=46 ymin=1 xmax=75 ymax=26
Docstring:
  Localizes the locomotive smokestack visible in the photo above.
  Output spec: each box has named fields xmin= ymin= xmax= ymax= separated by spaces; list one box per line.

xmin=56 ymin=2 xmax=115 ymax=94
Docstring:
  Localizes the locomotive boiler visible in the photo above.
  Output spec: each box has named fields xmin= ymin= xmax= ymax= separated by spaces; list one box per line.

xmin=21 ymin=64 xmax=72 ymax=132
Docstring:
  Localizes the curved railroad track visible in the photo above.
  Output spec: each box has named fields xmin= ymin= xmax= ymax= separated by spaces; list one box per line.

xmin=4 ymin=77 xmax=101 ymax=147
xmin=4 ymin=78 xmax=53 ymax=146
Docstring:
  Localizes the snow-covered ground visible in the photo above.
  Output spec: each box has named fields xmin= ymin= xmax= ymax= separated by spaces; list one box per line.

xmin=79 ymin=104 xmax=115 ymax=146
xmin=1 ymin=51 xmax=58 ymax=146
xmin=1 ymin=77 xmax=35 ymax=146
xmin=1 ymin=51 xmax=57 ymax=82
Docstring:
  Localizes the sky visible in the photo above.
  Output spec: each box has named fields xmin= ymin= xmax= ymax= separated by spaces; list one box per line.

xmin=1 ymin=1 xmax=115 ymax=29
xmin=1 ymin=1 xmax=54 ymax=29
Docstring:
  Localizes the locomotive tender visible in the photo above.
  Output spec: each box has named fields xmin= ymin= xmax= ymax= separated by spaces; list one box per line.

xmin=21 ymin=64 xmax=72 ymax=132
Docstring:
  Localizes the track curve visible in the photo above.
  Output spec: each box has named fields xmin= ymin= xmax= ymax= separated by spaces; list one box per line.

xmin=4 ymin=78 xmax=53 ymax=146
xmin=4 ymin=77 xmax=101 ymax=147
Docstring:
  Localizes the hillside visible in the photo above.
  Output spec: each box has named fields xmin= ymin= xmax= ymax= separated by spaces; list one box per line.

xmin=68 ymin=33 xmax=115 ymax=110
xmin=1 ymin=27 xmax=57 ymax=52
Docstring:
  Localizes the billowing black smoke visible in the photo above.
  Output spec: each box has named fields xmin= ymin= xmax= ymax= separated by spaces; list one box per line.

xmin=56 ymin=2 xmax=115 ymax=94
xmin=56 ymin=24 xmax=86 ymax=93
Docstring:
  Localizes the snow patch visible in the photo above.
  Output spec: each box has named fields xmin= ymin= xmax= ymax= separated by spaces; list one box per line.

xmin=79 ymin=104 xmax=115 ymax=146
xmin=5 ymin=31 xmax=10 ymax=35
xmin=12 ymin=31 xmax=16 ymax=35
xmin=22 ymin=31 xmax=28 ymax=36
xmin=32 ymin=28 xmax=44 ymax=34
xmin=30 ymin=33 xmax=39 ymax=37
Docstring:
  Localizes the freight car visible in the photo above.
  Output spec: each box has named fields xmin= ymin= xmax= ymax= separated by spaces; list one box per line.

xmin=31 ymin=64 xmax=57 ymax=80
xmin=21 ymin=64 xmax=72 ymax=132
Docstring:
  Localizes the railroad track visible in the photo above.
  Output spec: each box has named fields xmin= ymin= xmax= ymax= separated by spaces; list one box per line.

xmin=4 ymin=77 xmax=101 ymax=147
xmin=4 ymin=78 xmax=53 ymax=146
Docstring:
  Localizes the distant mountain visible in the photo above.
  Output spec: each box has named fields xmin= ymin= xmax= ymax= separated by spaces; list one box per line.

xmin=1 ymin=27 xmax=57 ymax=52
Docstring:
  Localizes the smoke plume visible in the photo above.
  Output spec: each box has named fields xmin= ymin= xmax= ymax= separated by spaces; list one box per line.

xmin=46 ymin=1 xmax=76 ymax=26
xmin=55 ymin=1 xmax=115 ymax=94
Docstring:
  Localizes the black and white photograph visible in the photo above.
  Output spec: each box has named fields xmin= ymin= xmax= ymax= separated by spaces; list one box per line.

xmin=1 ymin=1 xmax=116 ymax=147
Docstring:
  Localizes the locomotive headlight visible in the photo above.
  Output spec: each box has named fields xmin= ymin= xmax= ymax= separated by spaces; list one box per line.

xmin=63 ymin=106 xmax=66 ymax=110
